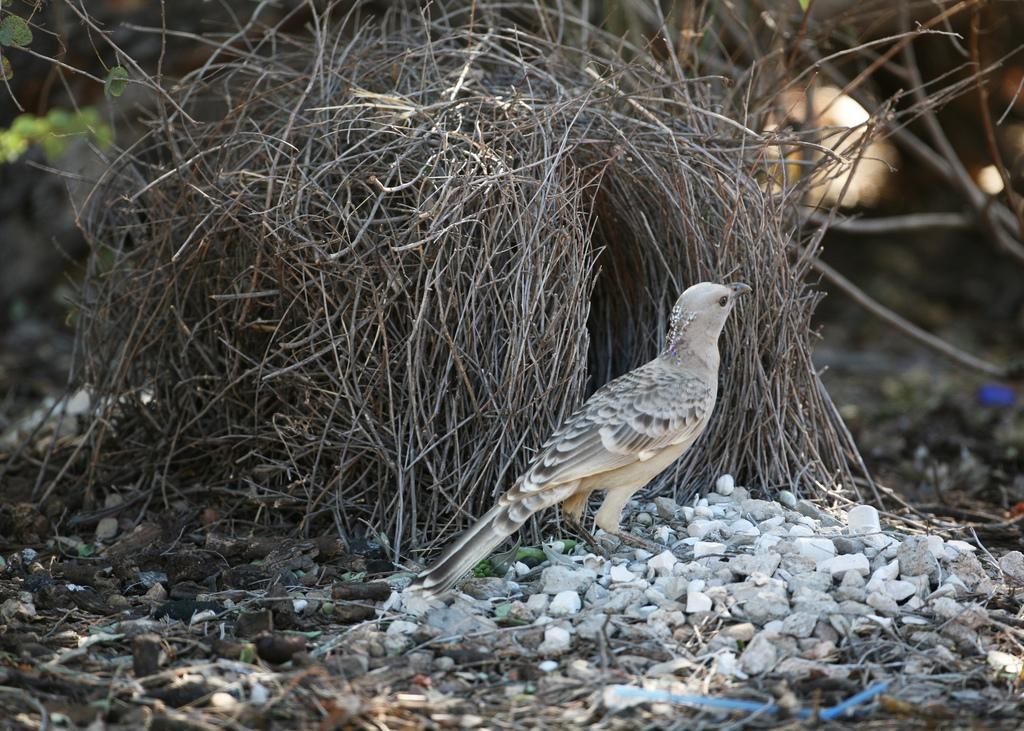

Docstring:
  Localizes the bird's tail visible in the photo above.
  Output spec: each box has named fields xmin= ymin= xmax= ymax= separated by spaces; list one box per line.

xmin=409 ymin=501 xmax=525 ymax=598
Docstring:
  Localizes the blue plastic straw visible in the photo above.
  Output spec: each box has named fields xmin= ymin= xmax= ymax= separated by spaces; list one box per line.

xmin=606 ymin=681 xmax=890 ymax=720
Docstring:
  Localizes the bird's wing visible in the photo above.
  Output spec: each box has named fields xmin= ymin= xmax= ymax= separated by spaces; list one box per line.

xmin=517 ymin=360 xmax=713 ymax=491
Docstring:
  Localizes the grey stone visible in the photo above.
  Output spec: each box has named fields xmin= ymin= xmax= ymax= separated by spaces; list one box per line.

xmin=948 ymin=552 xmax=994 ymax=593
xmin=653 ymin=497 xmax=680 ymax=521
xmin=730 ymin=578 xmax=791 ymax=624
xmin=897 ymin=536 xmax=940 ymax=581
xmin=786 ymin=570 xmax=832 ymax=594
xmin=791 ymin=587 xmax=840 ymax=616
xmin=832 ymin=536 xmax=864 ymax=555
xmin=740 ymin=499 xmax=784 ymax=522
xmin=728 ymin=552 xmax=781 ymax=578
xmin=541 ymin=565 xmax=597 ymax=594
xmin=739 ymin=631 xmax=779 ymax=675
xmin=999 ymin=551 xmax=1024 ymax=582
xmin=781 ymin=611 xmax=818 ymax=638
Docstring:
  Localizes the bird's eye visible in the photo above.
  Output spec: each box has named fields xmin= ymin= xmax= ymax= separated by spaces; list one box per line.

xmin=718 ymin=296 xmax=728 ymax=307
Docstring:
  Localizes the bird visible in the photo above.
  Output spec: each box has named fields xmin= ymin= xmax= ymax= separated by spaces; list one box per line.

xmin=410 ymin=281 xmax=751 ymax=597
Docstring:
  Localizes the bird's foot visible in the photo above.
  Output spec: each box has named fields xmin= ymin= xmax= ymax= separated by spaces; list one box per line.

xmin=564 ymin=515 xmax=609 ymax=558
xmin=611 ymin=531 xmax=663 ymax=554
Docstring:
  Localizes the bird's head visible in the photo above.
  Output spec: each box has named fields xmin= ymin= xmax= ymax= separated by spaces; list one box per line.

xmin=666 ymin=281 xmax=750 ymax=356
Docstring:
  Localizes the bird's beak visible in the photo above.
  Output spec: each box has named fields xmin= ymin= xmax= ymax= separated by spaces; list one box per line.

xmin=729 ymin=282 xmax=752 ymax=296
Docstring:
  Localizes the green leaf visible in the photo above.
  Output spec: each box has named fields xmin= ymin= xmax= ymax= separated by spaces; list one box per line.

xmin=0 ymin=15 xmax=32 ymax=47
xmin=515 ymin=546 xmax=546 ymax=562
xmin=0 ymin=55 xmax=11 ymax=80
xmin=104 ymin=65 xmax=128 ymax=97
xmin=797 ymin=0 xmax=811 ymax=9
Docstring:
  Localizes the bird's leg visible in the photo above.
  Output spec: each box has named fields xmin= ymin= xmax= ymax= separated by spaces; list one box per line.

xmin=595 ymin=487 xmax=665 ymax=554
xmin=563 ymin=513 xmax=608 ymax=557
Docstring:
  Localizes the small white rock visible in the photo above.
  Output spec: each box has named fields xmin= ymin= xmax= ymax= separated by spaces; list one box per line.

xmin=693 ymin=541 xmax=727 ymax=559
xmin=870 ymin=559 xmax=900 ymax=583
xmin=685 ymin=590 xmax=713 ymax=613
xmin=548 ymin=591 xmax=582 ymax=617
xmin=882 ymin=579 xmax=918 ymax=602
xmin=846 ymin=505 xmax=880 ymax=534
xmin=827 ymin=553 xmax=870 ymax=577
xmin=648 ymin=550 xmax=678 ymax=576
xmin=727 ymin=519 xmax=759 ymax=537
xmin=944 ymin=540 xmax=977 ymax=558
xmin=715 ymin=474 xmax=736 ymax=496
xmin=788 ymin=524 xmax=815 ymax=538
xmin=777 ymin=490 xmax=797 ymax=508
xmin=386 ymin=620 xmax=419 ymax=636
xmin=714 ymin=651 xmax=745 ymax=678
xmin=609 ymin=564 xmax=637 ymax=583
xmin=538 ymin=659 xmax=559 ymax=673
xmin=794 ymin=536 xmax=837 ymax=564
xmin=987 ymin=650 xmax=1024 ymax=677
xmin=538 ymin=626 xmax=572 ymax=655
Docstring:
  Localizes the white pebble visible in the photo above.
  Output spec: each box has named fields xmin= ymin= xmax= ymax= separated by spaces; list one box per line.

xmin=685 ymin=590 xmax=713 ymax=613
xmin=715 ymin=474 xmax=735 ymax=496
xmin=714 ymin=652 xmax=744 ymax=678
xmin=871 ymin=559 xmax=900 ymax=583
xmin=693 ymin=541 xmax=726 ymax=559
xmin=945 ymin=540 xmax=977 ymax=556
xmin=988 ymin=651 xmax=1024 ymax=677
xmin=728 ymin=519 xmax=759 ymax=538
xmin=648 ymin=550 xmax=678 ymax=576
xmin=788 ymin=524 xmax=814 ymax=537
xmin=687 ymin=519 xmax=721 ymax=539
xmin=777 ymin=490 xmax=797 ymax=508
xmin=609 ymin=564 xmax=637 ymax=583
xmin=548 ymin=591 xmax=582 ymax=617
xmin=827 ymin=553 xmax=869 ymax=577
xmin=656 ymin=525 xmax=674 ymax=543
xmin=538 ymin=660 xmax=559 ymax=673
xmin=754 ymin=534 xmax=783 ymax=552
xmin=538 ymin=626 xmax=572 ymax=655
xmin=846 ymin=505 xmax=880 ymax=534
xmin=794 ymin=536 xmax=837 ymax=564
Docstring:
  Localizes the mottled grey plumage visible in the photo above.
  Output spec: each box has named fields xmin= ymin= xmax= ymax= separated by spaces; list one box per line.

xmin=411 ymin=281 xmax=750 ymax=597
